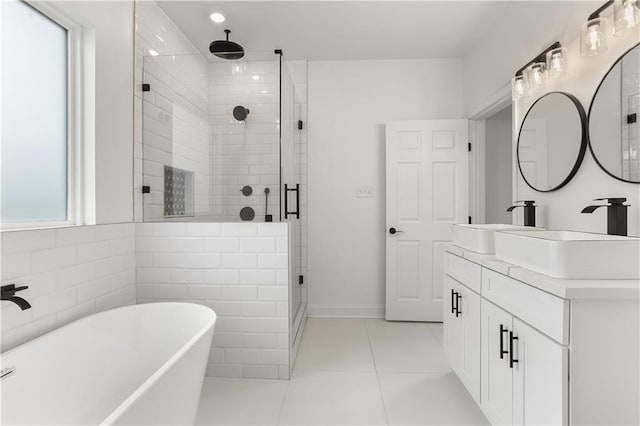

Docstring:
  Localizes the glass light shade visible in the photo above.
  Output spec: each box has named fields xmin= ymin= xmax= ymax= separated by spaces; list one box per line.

xmin=525 ymin=62 xmax=546 ymax=92
xmin=614 ymin=0 xmax=640 ymax=35
xmin=546 ymin=48 xmax=567 ymax=79
xmin=581 ymin=18 xmax=608 ymax=56
xmin=511 ymin=75 xmax=528 ymax=101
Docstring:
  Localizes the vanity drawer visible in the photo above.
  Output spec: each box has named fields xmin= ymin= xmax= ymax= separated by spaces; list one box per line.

xmin=482 ymin=269 xmax=569 ymax=345
xmin=445 ymin=252 xmax=481 ymax=294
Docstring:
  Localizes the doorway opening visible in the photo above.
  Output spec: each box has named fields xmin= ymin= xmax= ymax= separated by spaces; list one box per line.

xmin=484 ymin=105 xmax=513 ymax=224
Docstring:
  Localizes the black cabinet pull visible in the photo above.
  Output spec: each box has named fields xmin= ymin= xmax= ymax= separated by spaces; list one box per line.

xmin=509 ymin=331 xmax=519 ymax=368
xmin=455 ymin=293 xmax=462 ymax=317
xmin=451 ymin=290 xmax=457 ymax=314
xmin=499 ymin=325 xmax=509 ymax=359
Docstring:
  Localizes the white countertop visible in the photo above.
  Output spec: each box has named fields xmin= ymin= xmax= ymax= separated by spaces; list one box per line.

xmin=446 ymin=244 xmax=640 ymax=300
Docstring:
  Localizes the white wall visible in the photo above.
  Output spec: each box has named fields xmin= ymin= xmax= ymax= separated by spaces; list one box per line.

xmin=485 ymin=106 xmax=513 ymax=223
xmin=465 ymin=3 xmax=640 ymax=236
xmin=307 ymin=59 xmax=464 ymax=317
xmin=136 ymin=222 xmax=290 ymax=379
xmin=1 ymin=224 xmax=136 ymax=351
xmin=463 ymin=1 xmax=596 ymax=117
xmin=52 ymin=1 xmax=135 ymax=224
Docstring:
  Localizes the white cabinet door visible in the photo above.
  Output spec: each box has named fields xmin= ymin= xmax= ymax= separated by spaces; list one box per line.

xmin=444 ymin=276 xmax=481 ymax=404
xmin=443 ymin=276 xmax=462 ymax=371
xmin=481 ymin=299 xmax=514 ymax=425
xmin=458 ymin=283 xmax=481 ymax=404
xmin=512 ymin=319 xmax=568 ymax=426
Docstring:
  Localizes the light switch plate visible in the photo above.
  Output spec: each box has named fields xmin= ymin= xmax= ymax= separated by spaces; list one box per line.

xmin=356 ymin=186 xmax=374 ymax=198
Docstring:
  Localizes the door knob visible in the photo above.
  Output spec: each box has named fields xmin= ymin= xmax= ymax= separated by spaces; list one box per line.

xmin=389 ymin=227 xmax=403 ymax=235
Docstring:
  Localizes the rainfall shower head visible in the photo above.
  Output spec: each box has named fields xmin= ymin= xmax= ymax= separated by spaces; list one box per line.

xmin=209 ymin=29 xmax=244 ymax=60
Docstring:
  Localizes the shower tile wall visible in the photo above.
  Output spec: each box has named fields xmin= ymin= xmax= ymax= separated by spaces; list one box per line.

xmin=622 ymin=47 xmax=639 ymax=182
xmin=136 ymin=222 xmax=290 ymax=379
xmin=208 ymin=61 xmax=281 ymax=222
xmin=0 ymin=224 xmax=136 ymax=351
xmin=134 ymin=0 xmax=210 ymax=221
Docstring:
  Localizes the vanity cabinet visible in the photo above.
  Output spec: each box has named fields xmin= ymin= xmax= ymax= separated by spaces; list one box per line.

xmin=480 ymin=298 xmax=568 ymax=425
xmin=444 ymin=249 xmax=638 ymax=425
xmin=443 ymin=275 xmax=481 ymax=403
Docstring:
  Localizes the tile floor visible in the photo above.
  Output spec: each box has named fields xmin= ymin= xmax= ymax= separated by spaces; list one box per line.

xmin=196 ymin=318 xmax=488 ymax=425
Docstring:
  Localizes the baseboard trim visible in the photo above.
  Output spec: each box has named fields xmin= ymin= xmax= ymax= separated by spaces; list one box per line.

xmin=307 ymin=304 xmax=384 ymax=318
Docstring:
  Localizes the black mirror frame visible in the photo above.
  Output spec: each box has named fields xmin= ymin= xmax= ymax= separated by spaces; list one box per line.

xmin=516 ymin=91 xmax=588 ymax=193
xmin=587 ymin=42 xmax=640 ymax=185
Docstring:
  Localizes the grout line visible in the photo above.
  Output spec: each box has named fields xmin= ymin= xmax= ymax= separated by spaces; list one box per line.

xmin=364 ymin=319 xmax=390 ymax=426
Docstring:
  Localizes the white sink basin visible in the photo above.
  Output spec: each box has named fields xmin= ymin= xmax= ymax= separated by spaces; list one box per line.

xmin=494 ymin=230 xmax=640 ymax=279
xmin=452 ymin=224 xmax=541 ymax=254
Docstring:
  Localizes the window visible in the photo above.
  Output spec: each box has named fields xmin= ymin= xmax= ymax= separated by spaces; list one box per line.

xmin=1 ymin=0 xmax=79 ymax=228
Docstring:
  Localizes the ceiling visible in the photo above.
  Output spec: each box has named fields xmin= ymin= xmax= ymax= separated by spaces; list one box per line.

xmin=157 ymin=1 xmax=598 ymax=61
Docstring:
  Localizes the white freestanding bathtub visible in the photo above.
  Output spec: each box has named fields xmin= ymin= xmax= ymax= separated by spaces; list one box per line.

xmin=0 ymin=302 xmax=216 ymax=425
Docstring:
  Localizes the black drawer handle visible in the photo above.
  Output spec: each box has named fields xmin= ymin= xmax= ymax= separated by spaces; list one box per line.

xmin=451 ymin=290 xmax=457 ymax=314
xmin=499 ymin=324 xmax=509 ymax=359
xmin=509 ymin=331 xmax=519 ymax=368
xmin=455 ymin=293 xmax=462 ymax=317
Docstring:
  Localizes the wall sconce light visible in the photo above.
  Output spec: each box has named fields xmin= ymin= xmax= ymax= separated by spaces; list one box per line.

xmin=581 ymin=17 xmax=608 ymax=56
xmin=526 ymin=62 xmax=547 ymax=92
xmin=546 ymin=47 xmax=567 ymax=79
xmin=614 ymin=0 xmax=640 ymax=35
xmin=511 ymin=75 xmax=528 ymax=101
xmin=581 ymin=1 xmax=613 ymax=56
xmin=512 ymin=41 xmax=561 ymax=101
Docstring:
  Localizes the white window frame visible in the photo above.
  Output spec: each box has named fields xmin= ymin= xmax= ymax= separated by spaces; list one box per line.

xmin=1 ymin=0 xmax=85 ymax=231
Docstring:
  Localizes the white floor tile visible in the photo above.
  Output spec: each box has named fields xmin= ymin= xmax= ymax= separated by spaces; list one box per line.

xmin=196 ymin=377 xmax=288 ymax=425
xmin=426 ymin=323 xmax=443 ymax=346
xmin=366 ymin=319 xmax=450 ymax=373
xmin=378 ymin=371 xmax=489 ymax=425
xmin=295 ymin=318 xmax=375 ymax=372
xmin=277 ymin=370 xmax=388 ymax=425
xmin=197 ymin=318 xmax=484 ymax=426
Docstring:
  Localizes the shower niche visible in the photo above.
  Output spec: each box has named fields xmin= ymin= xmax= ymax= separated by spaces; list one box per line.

xmin=163 ymin=165 xmax=194 ymax=217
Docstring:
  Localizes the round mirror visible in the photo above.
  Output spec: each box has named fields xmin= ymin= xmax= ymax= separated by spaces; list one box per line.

xmin=588 ymin=43 xmax=640 ymax=184
xmin=517 ymin=92 xmax=587 ymax=192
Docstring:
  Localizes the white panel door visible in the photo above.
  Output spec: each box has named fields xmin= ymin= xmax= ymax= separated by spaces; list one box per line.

xmin=481 ymin=299 xmax=514 ymax=425
xmin=385 ymin=120 xmax=468 ymax=321
xmin=512 ymin=318 xmax=568 ymax=426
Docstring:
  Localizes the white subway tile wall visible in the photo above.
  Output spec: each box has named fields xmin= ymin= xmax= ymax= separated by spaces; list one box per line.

xmin=134 ymin=0 xmax=205 ymax=222
xmin=622 ymin=48 xmax=639 ymax=181
xmin=136 ymin=222 xmax=290 ymax=379
xmin=0 ymin=223 xmax=136 ymax=351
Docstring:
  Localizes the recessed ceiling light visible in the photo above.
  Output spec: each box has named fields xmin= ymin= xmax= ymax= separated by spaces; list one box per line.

xmin=252 ymin=75 xmax=260 ymax=81
xmin=210 ymin=12 xmax=225 ymax=23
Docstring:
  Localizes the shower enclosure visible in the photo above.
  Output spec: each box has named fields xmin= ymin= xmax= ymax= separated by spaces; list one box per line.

xmin=140 ymin=49 xmax=307 ymax=371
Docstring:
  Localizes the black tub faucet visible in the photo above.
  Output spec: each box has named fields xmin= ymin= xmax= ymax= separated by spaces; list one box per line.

xmin=1 ymin=284 xmax=31 ymax=310
xmin=507 ymin=200 xmax=536 ymax=227
xmin=581 ymin=197 xmax=629 ymax=236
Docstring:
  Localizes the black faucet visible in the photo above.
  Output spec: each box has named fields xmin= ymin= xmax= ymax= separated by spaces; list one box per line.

xmin=1 ymin=284 xmax=31 ymax=310
xmin=581 ymin=197 xmax=629 ymax=236
xmin=506 ymin=201 xmax=536 ymax=227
